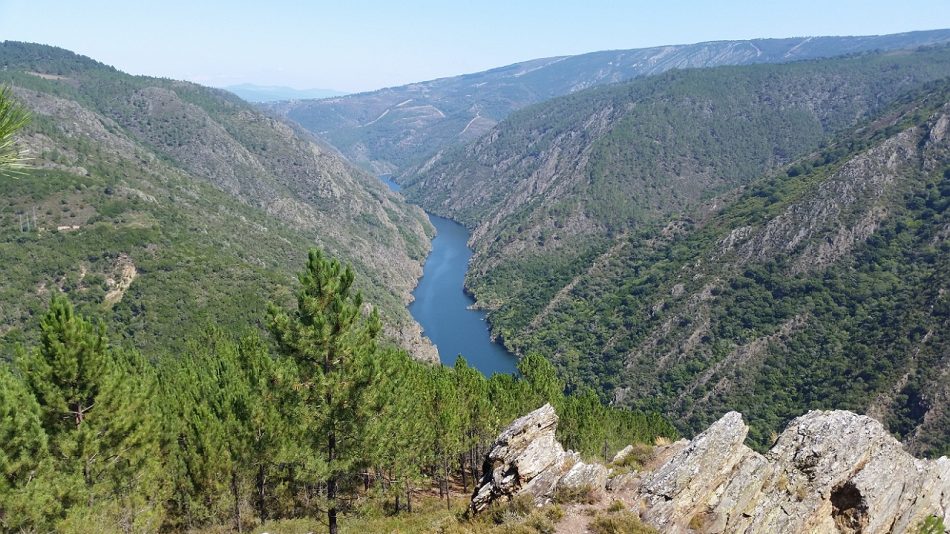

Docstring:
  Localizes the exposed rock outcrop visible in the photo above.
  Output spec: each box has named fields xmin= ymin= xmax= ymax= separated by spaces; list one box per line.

xmin=470 ymin=404 xmax=606 ymax=513
xmin=637 ymin=410 xmax=950 ymax=533
xmin=471 ymin=406 xmax=949 ymax=533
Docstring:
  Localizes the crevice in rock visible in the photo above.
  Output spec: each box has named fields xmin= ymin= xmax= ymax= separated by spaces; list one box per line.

xmin=830 ymin=480 xmax=869 ymax=533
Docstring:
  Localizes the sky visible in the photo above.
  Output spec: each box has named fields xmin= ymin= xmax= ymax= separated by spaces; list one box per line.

xmin=1 ymin=0 xmax=949 ymax=93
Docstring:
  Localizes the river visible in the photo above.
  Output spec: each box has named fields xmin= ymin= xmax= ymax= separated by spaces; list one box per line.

xmin=380 ymin=176 xmax=519 ymax=375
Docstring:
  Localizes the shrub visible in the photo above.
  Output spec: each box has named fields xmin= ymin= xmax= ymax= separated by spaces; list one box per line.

xmin=553 ymin=484 xmax=597 ymax=505
xmin=917 ymin=515 xmax=945 ymax=534
xmin=524 ymin=511 xmax=556 ymax=534
xmin=544 ymin=504 xmax=564 ymax=522
xmin=614 ymin=443 xmax=655 ymax=470
xmin=590 ymin=511 xmax=657 ymax=534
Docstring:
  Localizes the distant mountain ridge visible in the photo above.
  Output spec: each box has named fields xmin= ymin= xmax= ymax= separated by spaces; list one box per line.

xmin=224 ymin=83 xmax=346 ymax=103
xmin=266 ymin=29 xmax=950 ymax=174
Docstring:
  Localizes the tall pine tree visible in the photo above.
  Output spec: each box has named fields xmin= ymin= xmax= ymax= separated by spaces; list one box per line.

xmin=15 ymin=296 xmax=166 ymax=531
xmin=268 ymin=249 xmax=381 ymax=534
xmin=0 ymin=365 xmax=56 ymax=531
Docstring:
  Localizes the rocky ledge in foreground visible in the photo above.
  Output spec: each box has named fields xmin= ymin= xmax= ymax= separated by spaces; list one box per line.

xmin=470 ymin=404 xmax=949 ymax=533
xmin=469 ymin=403 xmax=609 ymax=514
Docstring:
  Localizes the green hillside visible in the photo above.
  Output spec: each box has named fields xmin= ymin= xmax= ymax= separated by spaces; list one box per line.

xmin=0 ymin=42 xmax=435 ymax=359
xmin=519 ymin=84 xmax=950 ymax=455
xmin=403 ymin=48 xmax=950 ymax=455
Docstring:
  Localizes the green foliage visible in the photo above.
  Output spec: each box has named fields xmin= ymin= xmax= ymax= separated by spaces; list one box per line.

xmin=0 ymin=248 xmax=678 ymax=532
xmin=0 ymin=365 xmax=53 ymax=531
xmin=0 ymin=85 xmax=30 ymax=175
xmin=159 ymin=328 xmax=291 ymax=530
xmin=268 ymin=248 xmax=384 ymax=533
xmin=5 ymin=297 xmax=165 ymax=532
xmin=589 ymin=510 xmax=658 ymax=534
xmin=17 ymin=295 xmax=109 ymax=432
xmin=917 ymin=515 xmax=946 ymax=534
xmin=518 ymin=353 xmax=563 ymax=406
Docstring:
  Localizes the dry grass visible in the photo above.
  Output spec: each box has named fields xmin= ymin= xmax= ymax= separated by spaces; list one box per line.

xmin=553 ymin=484 xmax=597 ymax=505
xmin=589 ymin=510 xmax=657 ymax=534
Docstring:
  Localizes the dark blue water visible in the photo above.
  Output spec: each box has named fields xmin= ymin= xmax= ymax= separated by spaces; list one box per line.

xmin=410 ymin=215 xmax=519 ymax=375
xmin=379 ymin=176 xmax=517 ymax=375
xmin=380 ymin=175 xmax=401 ymax=192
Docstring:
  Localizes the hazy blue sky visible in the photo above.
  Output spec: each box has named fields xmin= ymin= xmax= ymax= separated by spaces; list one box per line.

xmin=1 ymin=0 xmax=948 ymax=92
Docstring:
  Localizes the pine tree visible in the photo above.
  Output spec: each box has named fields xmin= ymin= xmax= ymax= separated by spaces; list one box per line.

xmin=557 ymin=388 xmax=608 ymax=456
xmin=367 ymin=348 xmax=431 ymax=514
xmin=452 ymin=357 xmax=490 ymax=490
xmin=0 ymin=85 xmax=30 ymax=176
xmin=15 ymin=296 xmax=166 ymax=531
xmin=162 ymin=329 xmax=252 ymax=530
xmin=19 ymin=296 xmax=111 ymax=433
xmin=237 ymin=333 xmax=293 ymax=524
xmin=0 ymin=365 xmax=57 ymax=531
xmin=518 ymin=352 xmax=564 ymax=407
xmin=268 ymin=249 xmax=382 ymax=534
xmin=425 ymin=365 xmax=463 ymax=510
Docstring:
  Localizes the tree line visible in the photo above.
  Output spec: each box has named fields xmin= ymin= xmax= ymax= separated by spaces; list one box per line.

xmin=0 ymin=249 xmax=676 ymax=533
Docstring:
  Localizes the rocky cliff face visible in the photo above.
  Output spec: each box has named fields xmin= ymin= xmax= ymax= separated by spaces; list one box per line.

xmin=472 ymin=405 xmax=950 ymax=533
xmin=638 ymin=411 xmax=950 ymax=533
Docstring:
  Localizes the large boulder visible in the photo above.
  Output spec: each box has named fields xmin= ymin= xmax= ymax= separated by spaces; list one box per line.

xmin=470 ymin=403 xmax=606 ymax=513
xmin=636 ymin=410 xmax=950 ymax=533
xmin=471 ymin=405 xmax=946 ymax=532
xmin=470 ymin=404 xmax=568 ymax=512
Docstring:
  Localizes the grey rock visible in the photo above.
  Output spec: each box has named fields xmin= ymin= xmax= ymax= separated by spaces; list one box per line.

xmin=472 ymin=405 xmax=946 ymax=532
xmin=558 ymin=461 xmax=609 ymax=500
xmin=606 ymin=472 xmax=641 ymax=493
xmin=471 ymin=404 xmax=615 ymax=513
xmin=636 ymin=410 xmax=950 ymax=533
xmin=470 ymin=404 xmax=568 ymax=513
xmin=639 ymin=411 xmax=753 ymax=530
xmin=612 ymin=444 xmax=636 ymax=464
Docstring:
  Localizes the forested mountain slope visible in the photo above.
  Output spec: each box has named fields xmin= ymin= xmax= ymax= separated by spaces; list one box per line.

xmin=267 ymin=29 xmax=950 ymax=173
xmin=0 ymin=42 xmax=435 ymax=359
xmin=404 ymin=49 xmax=950 ymax=455
xmin=525 ymin=84 xmax=950 ymax=456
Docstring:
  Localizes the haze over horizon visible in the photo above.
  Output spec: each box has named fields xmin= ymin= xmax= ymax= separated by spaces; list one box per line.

xmin=1 ymin=0 xmax=949 ymax=93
